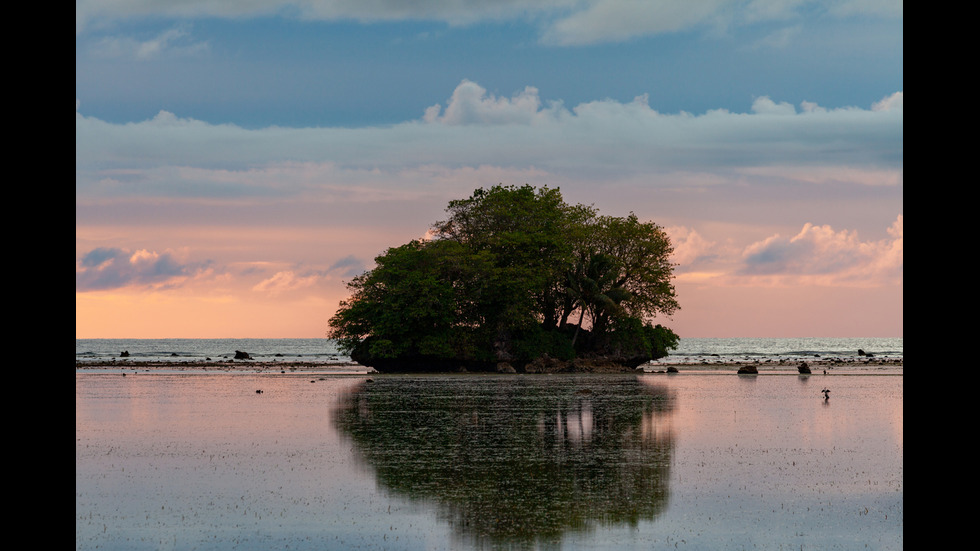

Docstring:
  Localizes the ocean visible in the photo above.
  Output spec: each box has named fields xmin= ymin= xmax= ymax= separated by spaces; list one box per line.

xmin=75 ymin=336 xmax=902 ymax=367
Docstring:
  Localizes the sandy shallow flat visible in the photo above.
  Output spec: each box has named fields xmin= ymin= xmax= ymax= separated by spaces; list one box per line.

xmin=76 ymin=370 xmax=902 ymax=550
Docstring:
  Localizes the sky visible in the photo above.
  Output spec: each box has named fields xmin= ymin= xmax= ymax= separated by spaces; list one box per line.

xmin=76 ymin=0 xmax=903 ymax=339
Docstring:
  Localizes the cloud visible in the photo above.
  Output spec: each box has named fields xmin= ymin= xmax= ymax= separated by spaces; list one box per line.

xmin=424 ymin=80 xmax=554 ymax=125
xmin=76 ymin=81 xmax=903 ymax=197
xmin=751 ymin=96 xmax=798 ymax=115
xmin=327 ymin=255 xmax=367 ymax=278
xmin=667 ymin=226 xmax=718 ymax=268
xmin=76 ymin=247 xmax=210 ymax=291
xmin=76 ymin=81 xmax=902 ymax=304
xmin=872 ymin=91 xmax=903 ymax=112
xmin=737 ymin=215 xmax=903 ymax=285
xmin=540 ymin=1 xmax=903 ymax=45
xmin=252 ymin=270 xmax=320 ymax=295
xmin=248 ymin=255 xmax=368 ymax=296
xmin=76 ymin=1 xmax=902 ymax=44
xmin=87 ymin=26 xmax=209 ymax=59
xmin=75 ymin=0 xmax=570 ymax=34
xmin=541 ymin=0 xmax=731 ymax=45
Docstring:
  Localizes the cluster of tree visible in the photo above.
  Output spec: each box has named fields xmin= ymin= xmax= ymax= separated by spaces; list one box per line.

xmin=328 ymin=185 xmax=679 ymax=372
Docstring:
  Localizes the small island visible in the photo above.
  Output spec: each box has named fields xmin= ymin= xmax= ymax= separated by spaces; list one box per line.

xmin=328 ymin=185 xmax=680 ymax=373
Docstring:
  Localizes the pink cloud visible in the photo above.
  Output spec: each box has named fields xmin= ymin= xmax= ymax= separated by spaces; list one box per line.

xmin=738 ymin=216 xmax=902 ymax=286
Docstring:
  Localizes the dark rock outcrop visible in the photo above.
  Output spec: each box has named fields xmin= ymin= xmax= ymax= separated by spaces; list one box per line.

xmin=496 ymin=362 xmax=517 ymax=373
xmin=234 ymin=350 xmax=252 ymax=360
xmin=737 ymin=365 xmax=759 ymax=374
xmin=798 ymin=362 xmax=811 ymax=374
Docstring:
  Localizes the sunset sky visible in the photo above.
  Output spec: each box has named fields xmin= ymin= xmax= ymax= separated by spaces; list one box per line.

xmin=76 ymin=1 xmax=903 ymax=339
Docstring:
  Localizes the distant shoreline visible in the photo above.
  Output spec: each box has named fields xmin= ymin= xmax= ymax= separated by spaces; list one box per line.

xmin=76 ymin=357 xmax=902 ymax=374
xmin=75 ymin=360 xmax=364 ymax=371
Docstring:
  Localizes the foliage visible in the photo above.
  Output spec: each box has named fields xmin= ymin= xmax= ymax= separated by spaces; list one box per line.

xmin=327 ymin=184 xmax=680 ymax=370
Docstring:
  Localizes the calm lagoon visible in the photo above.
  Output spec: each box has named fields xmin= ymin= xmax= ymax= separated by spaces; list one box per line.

xmin=76 ymin=372 xmax=902 ymax=550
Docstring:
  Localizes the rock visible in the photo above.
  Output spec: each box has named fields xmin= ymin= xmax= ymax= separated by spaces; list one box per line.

xmin=234 ymin=350 xmax=252 ymax=360
xmin=666 ymin=366 xmax=679 ymax=373
xmin=737 ymin=365 xmax=759 ymax=374
xmin=120 ymin=351 xmax=130 ymax=357
xmin=798 ymin=362 xmax=811 ymax=374
xmin=524 ymin=355 xmax=568 ymax=373
xmin=496 ymin=362 xmax=517 ymax=373
xmin=858 ymin=349 xmax=867 ymax=356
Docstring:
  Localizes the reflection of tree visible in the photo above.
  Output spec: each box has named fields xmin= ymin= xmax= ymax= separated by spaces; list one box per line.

xmin=333 ymin=375 xmax=675 ymax=546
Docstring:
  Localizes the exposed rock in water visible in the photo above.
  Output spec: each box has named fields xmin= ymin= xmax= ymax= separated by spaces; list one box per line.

xmin=798 ymin=362 xmax=812 ymax=374
xmin=496 ymin=362 xmax=517 ymax=373
xmin=737 ymin=365 xmax=759 ymax=374
xmin=235 ymin=350 xmax=252 ymax=360
xmin=523 ymin=355 xmax=568 ymax=373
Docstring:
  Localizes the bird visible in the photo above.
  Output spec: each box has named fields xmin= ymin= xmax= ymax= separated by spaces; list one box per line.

xmin=821 ymin=388 xmax=830 ymax=401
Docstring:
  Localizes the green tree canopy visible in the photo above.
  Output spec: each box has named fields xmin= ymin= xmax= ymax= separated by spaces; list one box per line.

xmin=328 ymin=185 xmax=680 ymax=372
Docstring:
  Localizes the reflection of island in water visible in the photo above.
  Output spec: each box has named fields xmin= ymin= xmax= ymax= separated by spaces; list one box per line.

xmin=333 ymin=375 xmax=676 ymax=545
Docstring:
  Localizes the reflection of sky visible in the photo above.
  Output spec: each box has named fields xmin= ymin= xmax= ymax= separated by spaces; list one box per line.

xmin=77 ymin=373 xmax=902 ymax=549
xmin=652 ymin=373 xmax=903 ymax=548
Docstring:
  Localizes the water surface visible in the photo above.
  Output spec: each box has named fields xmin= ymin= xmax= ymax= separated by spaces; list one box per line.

xmin=76 ymin=372 xmax=902 ymax=550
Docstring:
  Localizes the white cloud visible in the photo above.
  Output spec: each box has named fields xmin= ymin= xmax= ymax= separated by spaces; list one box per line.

xmin=87 ymin=26 xmax=209 ymax=59
xmin=424 ymin=80 xmax=552 ymax=125
xmin=77 ymin=0 xmax=902 ymax=44
xmin=827 ymin=0 xmax=904 ymax=18
xmin=541 ymin=0 xmax=732 ymax=45
xmin=737 ymin=216 xmax=903 ymax=285
xmin=77 ymin=80 xmax=902 ymax=297
xmin=76 ymin=0 xmax=572 ymax=34
xmin=76 ymin=80 xmax=903 ymax=192
xmin=667 ymin=226 xmax=717 ymax=268
xmin=540 ymin=1 xmax=903 ymax=45
xmin=872 ymin=91 xmax=903 ymax=112
xmin=751 ymin=96 xmax=797 ymax=115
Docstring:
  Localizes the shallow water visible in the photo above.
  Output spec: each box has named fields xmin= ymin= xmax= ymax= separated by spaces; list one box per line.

xmin=76 ymin=372 xmax=902 ymax=550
